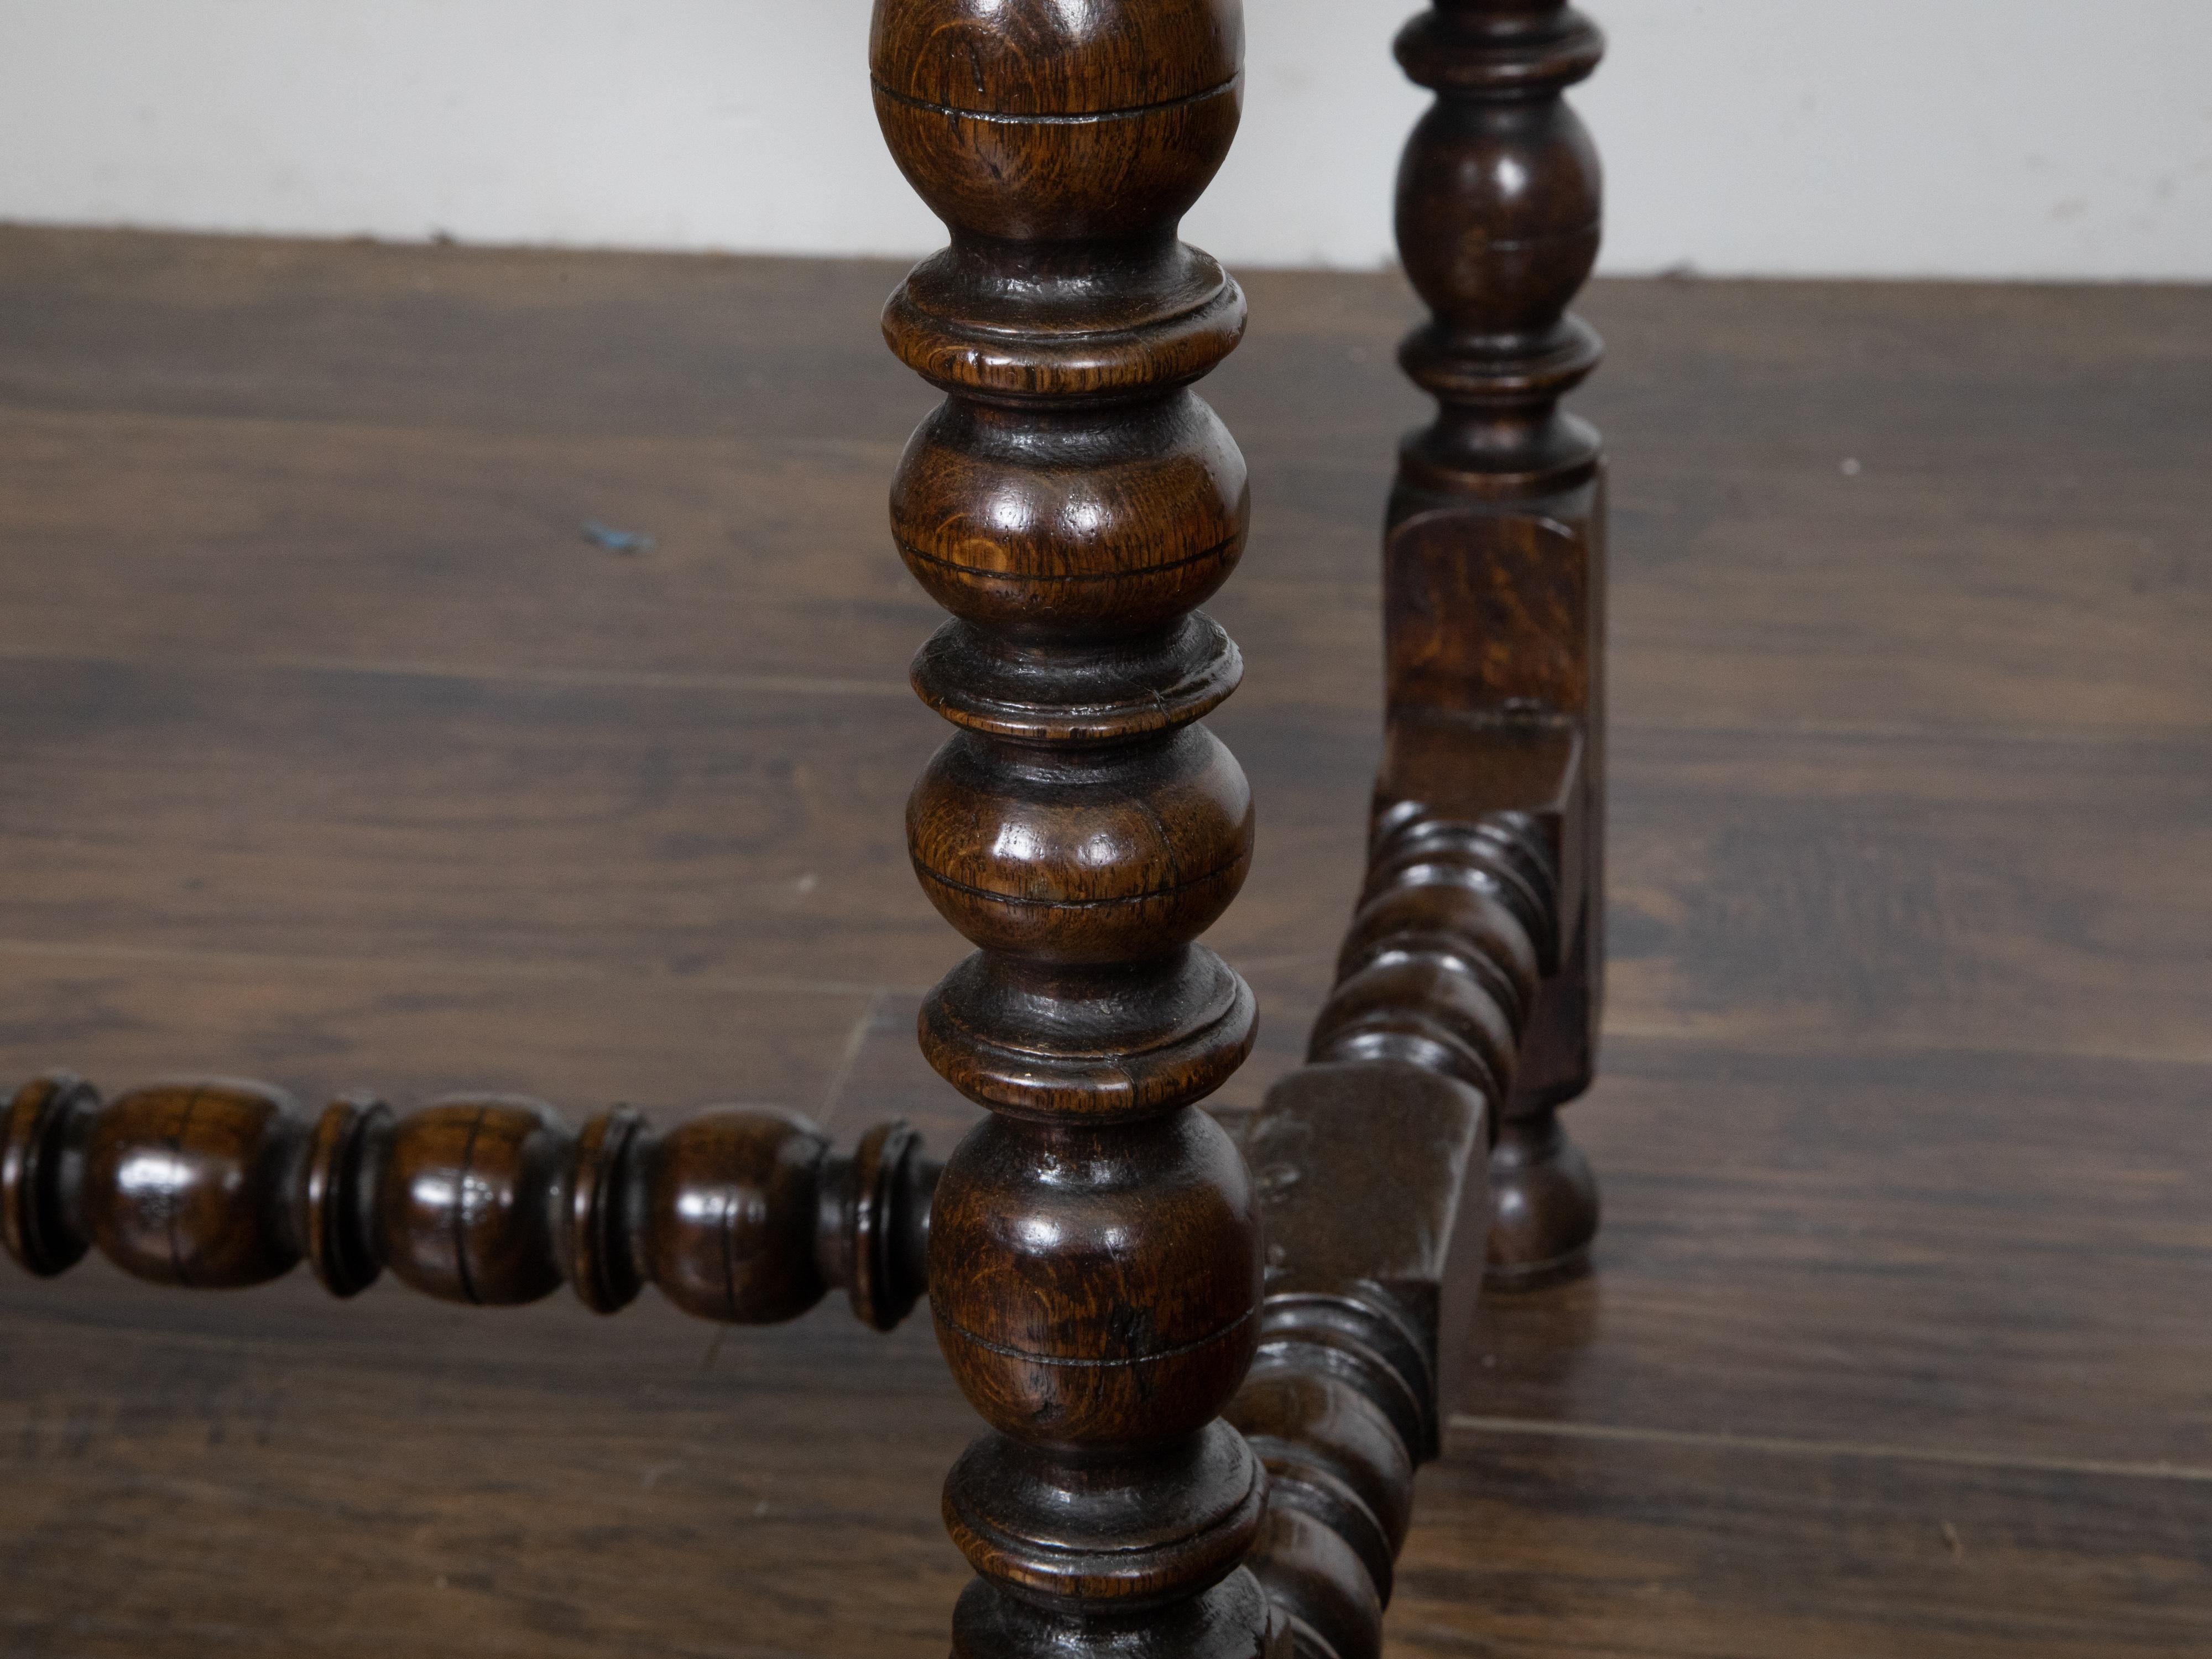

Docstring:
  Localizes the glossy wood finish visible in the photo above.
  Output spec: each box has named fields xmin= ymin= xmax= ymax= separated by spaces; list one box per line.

xmin=3 ymin=1076 xmax=936 ymax=1331
xmin=1227 ymin=1066 xmax=1486 ymax=1659
xmin=1204 ymin=792 xmax=1568 ymax=1659
xmin=870 ymin=5 xmax=1273 ymax=1658
xmin=2 ymin=231 xmax=2208 ymax=1654
xmin=1313 ymin=807 xmax=1557 ymax=1108
xmin=1386 ymin=0 xmax=1609 ymax=1286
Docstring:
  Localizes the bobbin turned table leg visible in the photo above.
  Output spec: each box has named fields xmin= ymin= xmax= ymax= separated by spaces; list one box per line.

xmin=870 ymin=3 xmax=1277 ymax=1656
xmin=1385 ymin=0 xmax=1609 ymax=1287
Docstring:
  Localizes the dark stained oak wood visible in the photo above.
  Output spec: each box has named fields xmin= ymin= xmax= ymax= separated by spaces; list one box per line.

xmin=870 ymin=4 xmax=1276 ymax=1658
xmin=828 ymin=998 xmax=2212 ymax=1479
xmin=1207 ymin=801 xmax=1568 ymax=1659
xmin=825 ymin=1005 xmax=2212 ymax=1658
xmin=1365 ymin=726 xmax=1600 ymax=1284
xmin=0 ymin=220 xmax=2206 ymax=1655
xmin=1381 ymin=0 xmax=1611 ymax=1285
xmin=4 ymin=1073 xmax=937 ymax=1328
xmin=1230 ymin=1059 xmax=1493 ymax=1659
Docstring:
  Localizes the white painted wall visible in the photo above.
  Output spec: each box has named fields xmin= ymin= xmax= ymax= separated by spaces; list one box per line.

xmin=3 ymin=1 xmax=2208 ymax=279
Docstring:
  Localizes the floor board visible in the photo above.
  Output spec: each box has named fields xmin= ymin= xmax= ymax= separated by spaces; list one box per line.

xmin=0 ymin=661 xmax=2199 ymax=1059
xmin=0 ymin=227 xmax=2205 ymax=1655
xmin=1395 ymin=1430 xmax=2212 ymax=1659
xmin=833 ymin=1004 xmax=2212 ymax=1472
xmin=1 ymin=234 xmax=2204 ymax=737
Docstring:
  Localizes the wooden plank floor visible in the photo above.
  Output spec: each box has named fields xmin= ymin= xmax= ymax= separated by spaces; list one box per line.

xmin=1 ymin=227 xmax=2206 ymax=1657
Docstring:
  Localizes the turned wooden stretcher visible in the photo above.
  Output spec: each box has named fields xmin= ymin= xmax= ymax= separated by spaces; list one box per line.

xmin=0 ymin=6 xmax=1608 ymax=1657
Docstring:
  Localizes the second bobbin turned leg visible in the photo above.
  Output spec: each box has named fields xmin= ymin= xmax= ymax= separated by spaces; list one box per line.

xmin=1386 ymin=0 xmax=1610 ymax=1287
xmin=871 ymin=3 xmax=1275 ymax=1657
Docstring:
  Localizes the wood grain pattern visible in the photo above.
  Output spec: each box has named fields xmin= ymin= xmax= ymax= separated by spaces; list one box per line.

xmin=0 ymin=236 xmax=2201 ymax=734
xmin=4 ymin=1072 xmax=937 ymax=1328
xmin=1226 ymin=712 xmax=2212 ymax=1074
xmin=1397 ymin=1430 xmax=2212 ymax=1659
xmin=0 ymin=223 xmax=2205 ymax=1653
xmin=2 ymin=662 xmax=2194 ymax=1067
xmin=871 ymin=4 xmax=1276 ymax=1657
xmin=1380 ymin=0 xmax=1611 ymax=1284
xmin=2 ymin=1276 xmax=975 ymax=1659
xmin=0 ymin=231 xmax=2194 ymax=739
xmin=1466 ymin=1040 xmax=2212 ymax=1472
xmin=830 ymin=1005 xmax=2212 ymax=1657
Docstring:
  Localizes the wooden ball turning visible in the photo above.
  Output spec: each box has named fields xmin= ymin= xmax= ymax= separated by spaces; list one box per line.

xmin=3 ymin=1071 xmax=937 ymax=1332
xmin=873 ymin=0 xmax=1272 ymax=1655
xmin=643 ymin=1108 xmax=831 ymax=1325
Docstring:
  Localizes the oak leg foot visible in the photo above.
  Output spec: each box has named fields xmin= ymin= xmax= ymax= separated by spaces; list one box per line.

xmin=1485 ymin=1111 xmax=1598 ymax=1291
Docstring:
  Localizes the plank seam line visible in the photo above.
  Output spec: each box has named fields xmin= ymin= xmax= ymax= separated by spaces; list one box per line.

xmin=1447 ymin=1413 xmax=2212 ymax=1485
xmin=0 ymin=645 xmax=913 ymax=700
xmin=0 ymin=645 xmax=2202 ymax=748
xmin=0 ymin=937 xmax=904 ymax=1000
